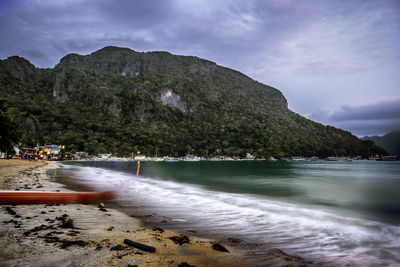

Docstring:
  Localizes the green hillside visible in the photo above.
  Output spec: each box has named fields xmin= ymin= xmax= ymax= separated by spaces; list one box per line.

xmin=0 ymin=46 xmax=385 ymax=158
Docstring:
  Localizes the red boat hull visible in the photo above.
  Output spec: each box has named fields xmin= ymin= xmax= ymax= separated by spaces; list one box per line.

xmin=0 ymin=191 xmax=114 ymax=204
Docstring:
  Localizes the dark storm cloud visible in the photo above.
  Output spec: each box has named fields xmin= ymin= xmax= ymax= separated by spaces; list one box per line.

xmin=96 ymin=0 xmax=175 ymax=27
xmin=0 ymin=0 xmax=173 ymax=66
xmin=309 ymin=99 xmax=400 ymax=136
xmin=0 ymin=0 xmax=399 ymax=135
xmin=0 ymin=0 xmax=323 ymax=68
xmin=1 ymin=0 xmax=398 ymax=71
xmin=162 ymin=1 xmax=317 ymax=68
xmin=332 ymin=99 xmax=400 ymax=121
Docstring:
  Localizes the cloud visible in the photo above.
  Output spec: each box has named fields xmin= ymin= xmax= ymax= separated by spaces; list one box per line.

xmin=308 ymin=107 xmax=334 ymax=122
xmin=247 ymin=0 xmax=400 ymax=76
xmin=0 ymin=0 xmax=399 ymax=129
xmin=332 ymin=99 xmax=400 ymax=121
xmin=4 ymin=0 xmax=397 ymax=70
xmin=309 ymin=98 xmax=400 ymax=136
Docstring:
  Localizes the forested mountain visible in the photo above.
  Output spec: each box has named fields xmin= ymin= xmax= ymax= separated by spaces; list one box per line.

xmin=0 ymin=46 xmax=385 ymax=157
xmin=362 ymin=131 xmax=400 ymax=156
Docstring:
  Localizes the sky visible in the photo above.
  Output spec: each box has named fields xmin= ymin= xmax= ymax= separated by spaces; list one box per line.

xmin=0 ymin=0 xmax=399 ymax=136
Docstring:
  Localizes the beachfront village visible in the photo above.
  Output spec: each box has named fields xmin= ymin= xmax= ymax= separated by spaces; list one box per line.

xmin=0 ymin=144 xmax=397 ymax=162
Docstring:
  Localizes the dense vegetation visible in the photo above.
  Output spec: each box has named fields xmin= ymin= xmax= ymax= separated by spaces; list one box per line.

xmin=0 ymin=46 xmax=385 ymax=157
xmin=0 ymin=98 xmax=21 ymax=152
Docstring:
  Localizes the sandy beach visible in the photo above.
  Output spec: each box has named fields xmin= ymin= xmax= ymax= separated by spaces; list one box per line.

xmin=0 ymin=159 xmax=309 ymax=267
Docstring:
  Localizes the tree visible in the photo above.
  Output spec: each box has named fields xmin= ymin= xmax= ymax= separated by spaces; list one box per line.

xmin=0 ymin=99 xmax=21 ymax=153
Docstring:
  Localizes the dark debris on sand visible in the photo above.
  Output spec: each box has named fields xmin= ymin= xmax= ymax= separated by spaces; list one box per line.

xmin=152 ymin=227 xmax=165 ymax=233
xmin=60 ymin=219 xmax=76 ymax=229
xmin=211 ymin=242 xmax=230 ymax=252
xmin=43 ymin=236 xmax=90 ymax=249
xmin=169 ymin=235 xmax=190 ymax=245
xmin=55 ymin=214 xmax=78 ymax=229
xmin=24 ymin=224 xmax=54 ymax=236
xmin=6 ymin=207 xmax=17 ymax=215
xmin=110 ymin=244 xmax=129 ymax=251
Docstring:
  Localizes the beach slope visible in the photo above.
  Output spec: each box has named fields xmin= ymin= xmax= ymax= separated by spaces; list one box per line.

xmin=0 ymin=160 xmax=309 ymax=266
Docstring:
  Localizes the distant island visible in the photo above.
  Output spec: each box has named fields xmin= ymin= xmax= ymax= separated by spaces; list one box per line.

xmin=362 ymin=131 xmax=400 ymax=156
xmin=0 ymin=46 xmax=385 ymax=158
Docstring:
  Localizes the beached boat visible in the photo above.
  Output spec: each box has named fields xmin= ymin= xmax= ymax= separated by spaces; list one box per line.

xmin=0 ymin=191 xmax=114 ymax=205
xmin=291 ymin=156 xmax=307 ymax=161
xmin=368 ymin=155 xmax=381 ymax=160
xmin=378 ymin=156 xmax=398 ymax=161
xmin=183 ymin=155 xmax=201 ymax=161
xmin=325 ymin=157 xmax=339 ymax=161
xmin=164 ymin=157 xmax=179 ymax=162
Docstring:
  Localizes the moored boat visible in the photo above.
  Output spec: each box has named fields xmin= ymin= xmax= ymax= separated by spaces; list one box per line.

xmin=325 ymin=157 xmax=339 ymax=161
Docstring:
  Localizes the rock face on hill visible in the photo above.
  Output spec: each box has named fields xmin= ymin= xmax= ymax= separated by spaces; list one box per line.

xmin=0 ymin=46 xmax=385 ymax=157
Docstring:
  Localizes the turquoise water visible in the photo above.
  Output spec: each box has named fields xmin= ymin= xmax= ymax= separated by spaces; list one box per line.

xmin=58 ymin=160 xmax=400 ymax=266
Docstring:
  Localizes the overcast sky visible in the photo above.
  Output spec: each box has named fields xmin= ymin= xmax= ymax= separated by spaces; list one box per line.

xmin=1 ymin=0 xmax=399 ymax=136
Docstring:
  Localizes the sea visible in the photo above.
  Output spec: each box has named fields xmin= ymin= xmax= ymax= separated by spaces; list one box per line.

xmin=51 ymin=160 xmax=400 ymax=266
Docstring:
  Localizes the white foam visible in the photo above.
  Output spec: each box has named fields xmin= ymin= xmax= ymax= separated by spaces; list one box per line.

xmin=63 ymin=164 xmax=400 ymax=266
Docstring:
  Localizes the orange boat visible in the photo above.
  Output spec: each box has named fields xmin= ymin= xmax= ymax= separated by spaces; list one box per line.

xmin=0 ymin=191 xmax=114 ymax=205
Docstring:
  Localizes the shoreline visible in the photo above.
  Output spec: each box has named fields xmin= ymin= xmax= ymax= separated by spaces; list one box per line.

xmin=0 ymin=159 xmax=310 ymax=266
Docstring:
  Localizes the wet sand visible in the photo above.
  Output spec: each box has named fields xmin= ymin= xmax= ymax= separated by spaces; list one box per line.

xmin=0 ymin=160 xmax=47 ymax=190
xmin=0 ymin=159 xmax=310 ymax=266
